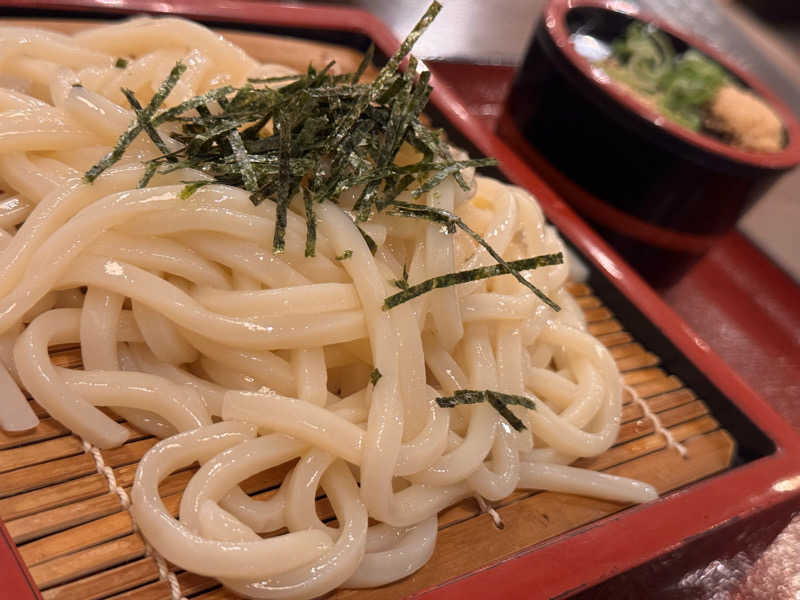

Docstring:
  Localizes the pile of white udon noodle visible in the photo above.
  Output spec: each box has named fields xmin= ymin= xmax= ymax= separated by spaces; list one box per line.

xmin=0 ymin=17 xmax=657 ymax=599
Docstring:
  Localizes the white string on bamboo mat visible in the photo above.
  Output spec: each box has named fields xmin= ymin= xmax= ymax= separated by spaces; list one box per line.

xmin=81 ymin=439 xmax=188 ymax=600
xmin=474 ymin=494 xmax=504 ymax=529
xmin=624 ymin=384 xmax=688 ymax=458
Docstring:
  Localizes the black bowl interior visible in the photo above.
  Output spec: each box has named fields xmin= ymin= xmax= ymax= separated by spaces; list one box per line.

xmin=567 ymin=7 xmax=691 ymax=57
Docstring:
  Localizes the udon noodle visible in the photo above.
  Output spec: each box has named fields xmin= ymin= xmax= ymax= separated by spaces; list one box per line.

xmin=0 ymin=15 xmax=657 ymax=599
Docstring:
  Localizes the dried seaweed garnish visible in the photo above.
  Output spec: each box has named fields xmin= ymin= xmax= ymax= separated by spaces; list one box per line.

xmin=272 ymin=109 xmax=292 ymax=254
xmin=357 ymin=225 xmax=378 ymax=255
xmin=392 ymin=264 xmax=410 ymax=291
xmin=227 ymin=128 xmax=258 ymax=192
xmin=84 ymin=61 xmax=186 ymax=182
xmin=152 ymin=86 xmax=235 ymax=126
xmin=436 ymin=390 xmax=536 ymax=431
xmin=386 ymin=201 xmax=562 ymax=311
xmin=83 ymin=1 xmax=564 ymax=313
xmin=384 ymin=253 xmax=563 ymax=309
xmin=120 ymin=88 xmax=172 ymax=159
xmin=303 ymin=187 xmax=317 ymax=258
xmin=370 ymin=368 xmax=382 ymax=386
xmin=351 ymin=43 xmax=374 ymax=84
xmin=248 ymin=73 xmax=303 ymax=84
xmin=180 ymin=180 xmax=213 ymax=199
xmin=115 ymin=57 xmax=128 ymax=69
xmin=137 ymin=161 xmax=158 ymax=189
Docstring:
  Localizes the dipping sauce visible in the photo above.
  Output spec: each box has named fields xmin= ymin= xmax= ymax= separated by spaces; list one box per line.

xmin=585 ymin=22 xmax=785 ymax=153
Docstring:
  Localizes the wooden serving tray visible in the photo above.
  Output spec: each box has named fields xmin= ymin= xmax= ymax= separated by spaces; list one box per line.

xmin=0 ymin=282 xmax=734 ymax=600
xmin=1 ymin=4 xmax=799 ymax=599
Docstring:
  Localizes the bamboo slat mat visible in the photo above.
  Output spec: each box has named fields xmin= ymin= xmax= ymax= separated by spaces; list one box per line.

xmin=0 ymin=282 xmax=736 ymax=600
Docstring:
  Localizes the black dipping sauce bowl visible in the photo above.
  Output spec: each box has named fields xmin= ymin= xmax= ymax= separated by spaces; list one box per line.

xmin=498 ymin=0 xmax=800 ymax=288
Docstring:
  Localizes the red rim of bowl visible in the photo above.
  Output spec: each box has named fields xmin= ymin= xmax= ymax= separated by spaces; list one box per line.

xmin=545 ymin=0 xmax=800 ymax=170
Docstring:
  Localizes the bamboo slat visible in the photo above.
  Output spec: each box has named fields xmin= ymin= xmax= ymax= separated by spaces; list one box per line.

xmin=0 ymin=418 xmax=70 ymax=451
xmin=635 ymin=375 xmax=684 ymax=398
xmin=588 ymin=318 xmax=624 ymax=336
xmin=7 ymin=469 xmax=196 ymax=544
xmin=41 ymin=558 xmax=160 ymax=600
xmin=597 ymin=330 xmax=635 ymax=347
xmin=565 ymin=282 xmax=592 ymax=297
xmin=108 ymin=571 xmax=218 ymax=600
xmin=0 ymin=424 xmax=147 ymax=474
xmin=192 ymin=589 xmax=240 ymax=600
xmin=9 ymin=492 xmax=132 ymax=545
xmin=20 ymin=494 xmax=176 ymax=569
xmin=573 ymin=414 xmax=721 ymax=471
xmin=608 ymin=342 xmax=647 ymax=359
xmin=0 ymin=437 xmax=84 ymax=474
xmin=30 ymin=534 xmax=147 ymax=589
xmin=575 ymin=295 xmax=603 ymax=309
xmin=581 ymin=306 xmax=613 ymax=322
xmin=616 ymin=351 xmax=661 ymax=372
xmin=623 ymin=367 xmax=667 ymax=386
xmin=0 ymin=439 xmax=156 ymax=499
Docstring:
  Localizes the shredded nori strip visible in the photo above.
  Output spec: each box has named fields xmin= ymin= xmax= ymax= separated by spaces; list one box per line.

xmin=303 ymin=187 xmax=317 ymax=258
xmin=137 ymin=161 xmax=158 ymax=189
xmin=227 ymin=129 xmax=258 ymax=192
xmin=180 ymin=180 xmax=213 ymax=199
xmin=387 ymin=201 xmax=562 ymax=311
xmin=384 ymin=253 xmax=563 ymax=309
xmin=335 ymin=250 xmax=353 ymax=261
xmin=248 ymin=73 xmax=304 ymax=84
xmin=120 ymin=88 xmax=173 ymax=159
xmin=357 ymin=225 xmax=378 ymax=255
xmin=436 ymin=390 xmax=536 ymax=432
xmin=84 ymin=62 xmax=186 ymax=182
xmin=351 ymin=43 xmax=374 ymax=84
xmin=393 ymin=263 xmax=410 ymax=291
xmin=272 ymin=110 xmax=292 ymax=254
xmin=485 ymin=395 xmax=527 ymax=432
xmin=115 ymin=57 xmax=128 ymax=69
xmin=151 ymin=86 xmax=235 ymax=126
xmin=370 ymin=368 xmax=382 ymax=386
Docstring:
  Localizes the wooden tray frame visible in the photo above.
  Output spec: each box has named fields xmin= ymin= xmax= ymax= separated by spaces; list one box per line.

xmin=0 ymin=1 xmax=799 ymax=598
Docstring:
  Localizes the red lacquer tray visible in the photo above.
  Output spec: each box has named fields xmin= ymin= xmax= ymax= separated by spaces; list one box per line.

xmin=1 ymin=2 xmax=799 ymax=599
